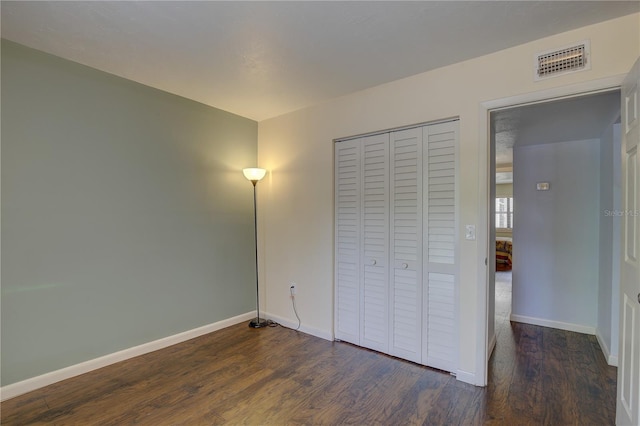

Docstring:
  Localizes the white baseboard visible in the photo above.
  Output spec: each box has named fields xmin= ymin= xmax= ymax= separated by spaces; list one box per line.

xmin=455 ymin=369 xmax=477 ymax=385
xmin=263 ymin=311 xmax=334 ymax=342
xmin=510 ymin=314 xmax=596 ymax=335
xmin=487 ymin=332 xmax=497 ymax=360
xmin=595 ymin=329 xmax=619 ymax=367
xmin=0 ymin=311 xmax=255 ymax=402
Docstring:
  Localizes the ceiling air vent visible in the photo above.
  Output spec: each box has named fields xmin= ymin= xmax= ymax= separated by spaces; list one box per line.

xmin=534 ymin=40 xmax=590 ymax=81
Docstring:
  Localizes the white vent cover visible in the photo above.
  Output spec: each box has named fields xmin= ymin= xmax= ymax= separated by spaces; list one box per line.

xmin=534 ymin=40 xmax=590 ymax=81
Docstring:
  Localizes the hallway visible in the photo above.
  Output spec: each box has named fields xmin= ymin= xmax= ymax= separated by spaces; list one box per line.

xmin=486 ymin=271 xmax=617 ymax=424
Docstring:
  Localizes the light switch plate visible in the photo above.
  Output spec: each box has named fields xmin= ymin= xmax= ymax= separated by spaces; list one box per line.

xmin=465 ymin=225 xmax=476 ymax=240
xmin=536 ymin=182 xmax=550 ymax=191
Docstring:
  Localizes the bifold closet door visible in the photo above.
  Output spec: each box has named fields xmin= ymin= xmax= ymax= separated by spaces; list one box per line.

xmin=335 ymin=120 xmax=459 ymax=374
xmin=334 ymin=139 xmax=361 ymax=345
xmin=389 ymin=127 xmax=423 ymax=363
xmin=422 ymin=121 xmax=459 ymax=372
xmin=360 ymin=134 xmax=390 ymax=353
xmin=334 ymin=134 xmax=390 ymax=351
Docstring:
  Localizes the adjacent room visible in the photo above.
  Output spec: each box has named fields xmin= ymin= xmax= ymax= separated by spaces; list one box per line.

xmin=489 ymin=91 xmax=623 ymax=368
xmin=2 ymin=2 xmax=639 ymax=425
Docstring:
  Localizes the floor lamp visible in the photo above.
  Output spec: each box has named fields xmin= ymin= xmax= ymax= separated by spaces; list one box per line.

xmin=243 ymin=167 xmax=267 ymax=328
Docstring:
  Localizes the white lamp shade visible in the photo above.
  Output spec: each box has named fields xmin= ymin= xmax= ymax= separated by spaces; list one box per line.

xmin=242 ymin=168 xmax=267 ymax=182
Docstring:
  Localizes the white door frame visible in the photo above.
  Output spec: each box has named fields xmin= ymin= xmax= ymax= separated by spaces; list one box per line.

xmin=617 ymin=58 xmax=640 ymax=426
xmin=476 ymin=74 xmax=626 ymax=386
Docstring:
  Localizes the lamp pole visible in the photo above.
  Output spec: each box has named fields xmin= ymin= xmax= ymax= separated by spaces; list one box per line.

xmin=243 ymin=168 xmax=267 ymax=328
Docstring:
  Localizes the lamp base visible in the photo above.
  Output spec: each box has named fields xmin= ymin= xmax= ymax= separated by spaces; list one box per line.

xmin=249 ymin=318 xmax=268 ymax=328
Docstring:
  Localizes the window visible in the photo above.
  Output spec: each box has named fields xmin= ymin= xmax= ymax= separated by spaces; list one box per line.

xmin=496 ymin=197 xmax=514 ymax=229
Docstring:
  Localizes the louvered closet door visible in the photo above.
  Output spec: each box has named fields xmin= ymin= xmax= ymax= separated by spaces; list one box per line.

xmin=422 ymin=121 xmax=459 ymax=372
xmin=360 ymin=134 xmax=390 ymax=352
xmin=389 ymin=128 xmax=423 ymax=362
xmin=334 ymin=139 xmax=361 ymax=345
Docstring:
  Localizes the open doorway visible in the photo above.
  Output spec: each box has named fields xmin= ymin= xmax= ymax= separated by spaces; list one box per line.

xmin=493 ymin=165 xmax=513 ymax=346
xmin=487 ymin=90 xmax=622 ymax=365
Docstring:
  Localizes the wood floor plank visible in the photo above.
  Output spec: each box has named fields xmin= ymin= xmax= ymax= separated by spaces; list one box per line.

xmin=2 ymin=310 xmax=618 ymax=425
xmin=506 ymin=323 xmax=545 ymax=423
xmin=377 ymin=363 xmax=453 ymax=425
xmin=540 ymin=326 xmax=578 ymax=425
xmin=566 ymin=332 xmax=616 ymax=426
xmin=289 ymin=344 xmax=393 ymax=421
xmin=484 ymin=322 xmax=518 ymax=423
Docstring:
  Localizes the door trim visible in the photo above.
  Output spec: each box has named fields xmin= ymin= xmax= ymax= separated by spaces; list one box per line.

xmin=476 ymin=74 xmax=626 ymax=386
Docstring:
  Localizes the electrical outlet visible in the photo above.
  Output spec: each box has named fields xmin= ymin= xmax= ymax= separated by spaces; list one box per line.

xmin=290 ymin=282 xmax=297 ymax=296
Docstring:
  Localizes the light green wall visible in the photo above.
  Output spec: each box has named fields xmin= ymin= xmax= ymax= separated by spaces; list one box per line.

xmin=1 ymin=40 xmax=258 ymax=386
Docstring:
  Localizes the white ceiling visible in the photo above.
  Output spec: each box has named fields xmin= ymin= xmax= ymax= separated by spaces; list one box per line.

xmin=492 ymin=90 xmax=621 ymax=168
xmin=1 ymin=1 xmax=638 ymax=121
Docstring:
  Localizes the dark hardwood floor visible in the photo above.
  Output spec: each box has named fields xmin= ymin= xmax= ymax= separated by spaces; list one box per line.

xmin=2 ymin=277 xmax=617 ymax=425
